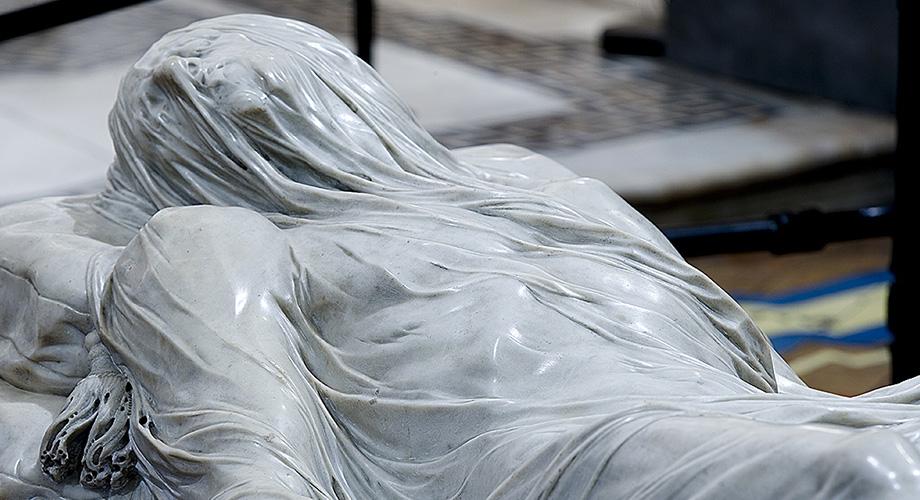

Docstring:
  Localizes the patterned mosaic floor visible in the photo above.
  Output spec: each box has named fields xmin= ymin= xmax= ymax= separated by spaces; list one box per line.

xmin=0 ymin=0 xmax=778 ymax=150
xmin=240 ymin=0 xmax=781 ymax=151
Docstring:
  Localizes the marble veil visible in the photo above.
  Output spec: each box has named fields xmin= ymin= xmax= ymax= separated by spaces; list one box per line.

xmin=2 ymin=14 xmax=920 ymax=499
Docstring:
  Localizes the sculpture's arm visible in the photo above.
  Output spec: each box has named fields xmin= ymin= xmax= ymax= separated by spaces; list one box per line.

xmin=0 ymin=196 xmax=125 ymax=395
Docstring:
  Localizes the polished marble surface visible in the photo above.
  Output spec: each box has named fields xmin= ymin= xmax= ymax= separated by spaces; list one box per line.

xmin=551 ymin=106 xmax=894 ymax=200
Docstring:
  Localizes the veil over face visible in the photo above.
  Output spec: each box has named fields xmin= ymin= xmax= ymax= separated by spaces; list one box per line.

xmin=104 ymin=14 xmax=476 ymax=220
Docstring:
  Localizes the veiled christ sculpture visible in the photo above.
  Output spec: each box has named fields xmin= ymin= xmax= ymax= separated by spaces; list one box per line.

xmin=1 ymin=14 xmax=918 ymax=499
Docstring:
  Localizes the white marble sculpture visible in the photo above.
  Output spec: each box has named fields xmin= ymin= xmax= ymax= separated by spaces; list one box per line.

xmin=1 ymin=14 xmax=919 ymax=499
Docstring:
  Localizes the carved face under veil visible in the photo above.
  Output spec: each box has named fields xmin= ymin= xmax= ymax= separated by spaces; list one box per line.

xmin=102 ymin=14 xmax=483 ymax=222
xmin=101 ymin=14 xmax=666 ymax=246
xmin=100 ymin=14 xmax=663 ymax=237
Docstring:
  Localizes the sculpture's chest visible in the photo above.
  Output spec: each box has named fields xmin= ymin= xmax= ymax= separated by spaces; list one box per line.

xmin=287 ymin=218 xmax=687 ymax=325
xmin=282 ymin=219 xmax=709 ymax=403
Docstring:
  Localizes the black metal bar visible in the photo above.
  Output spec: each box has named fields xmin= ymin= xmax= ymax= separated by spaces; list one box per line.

xmin=601 ymin=28 xmax=665 ymax=57
xmin=355 ymin=0 xmax=375 ymax=65
xmin=664 ymin=206 xmax=893 ymax=258
xmin=0 ymin=0 xmax=153 ymax=43
xmin=890 ymin=0 xmax=914 ymax=383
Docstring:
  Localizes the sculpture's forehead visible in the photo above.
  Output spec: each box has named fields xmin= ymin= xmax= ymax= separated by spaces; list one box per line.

xmin=138 ymin=15 xmax=336 ymax=67
xmin=138 ymin=29 xmax=280 ymax=71
xmin=128 ymin=31 xmax=298 ymax=110
xmin=129 ymin=19 xmax=344 ymax=101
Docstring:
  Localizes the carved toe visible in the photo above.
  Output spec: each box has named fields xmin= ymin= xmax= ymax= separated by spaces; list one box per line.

xmin=80 ymin=376 xmax=136 ymax=490
xmin=40 ymin=376 xmax=104 ymax=482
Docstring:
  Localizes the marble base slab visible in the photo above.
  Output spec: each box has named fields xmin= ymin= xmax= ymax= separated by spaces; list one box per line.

xmin=547 ymin=105 xmax=894 ymax=202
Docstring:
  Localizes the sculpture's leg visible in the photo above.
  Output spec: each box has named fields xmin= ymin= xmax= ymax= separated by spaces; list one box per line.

xmin=87 ymin=206 xmax=334 ymax=498
xmin=546 ymin=411 xmax=920 ymax=499
xmin=39 ymin=330 xmax=135 ymax=491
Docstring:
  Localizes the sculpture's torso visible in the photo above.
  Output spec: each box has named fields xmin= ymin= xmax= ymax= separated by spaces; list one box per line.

xmin=283 ymin=207 xmax=766 ymax=406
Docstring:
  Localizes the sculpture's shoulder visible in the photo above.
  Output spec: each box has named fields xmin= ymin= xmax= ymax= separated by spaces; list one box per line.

xmin=454 ymin=144 xmax=673 ymax=248
xmin=454 ymin=144 xmax=578 ymax=186
xmin=453 ymin=143 xmax=629 ymax=212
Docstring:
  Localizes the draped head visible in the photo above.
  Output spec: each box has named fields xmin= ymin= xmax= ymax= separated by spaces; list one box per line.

xmin=106 ymin=14 xmax=469 ymax=215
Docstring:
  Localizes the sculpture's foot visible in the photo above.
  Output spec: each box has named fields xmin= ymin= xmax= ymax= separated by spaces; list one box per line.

xmin=40 ymin=334 xmax=136 ymax=492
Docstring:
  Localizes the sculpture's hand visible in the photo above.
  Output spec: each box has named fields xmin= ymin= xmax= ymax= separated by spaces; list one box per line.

xmin=40 ymin=330 xmax=136 ymax=492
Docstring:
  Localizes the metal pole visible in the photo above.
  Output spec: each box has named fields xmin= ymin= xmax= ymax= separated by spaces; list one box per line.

xmin=890 ymin=0 xmax=914 ymax=382
xmin=355 ymin=0 xmax=375 ymax=66
xmin=664 ymin=206 xmax=893 ymax=258
xmin=0 ymin=0 xmax=154 ymax=43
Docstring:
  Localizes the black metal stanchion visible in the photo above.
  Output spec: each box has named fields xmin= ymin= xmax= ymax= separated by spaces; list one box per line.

xmin=890 ymin=0 xmax=914 ymax=383
xmin=355 ymin=0 xmax=375 ymax=66
xmin=664 ymin=206 xmax=893 ymax=258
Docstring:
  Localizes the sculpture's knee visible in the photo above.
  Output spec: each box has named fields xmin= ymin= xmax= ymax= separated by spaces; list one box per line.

xmin=110 ymin=205 xmax=292 ymax=311
xmin=100 ymin=205 xmax=295 ymax=375
xmin=140 ymin=205 xmax=275 ymax=254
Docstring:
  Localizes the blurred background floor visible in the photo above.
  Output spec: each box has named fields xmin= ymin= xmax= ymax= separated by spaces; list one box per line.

xmin=0 ymin=0 xmax=894 ymax=394
xmin=691 ymin=238 xmax=892 ymax=396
